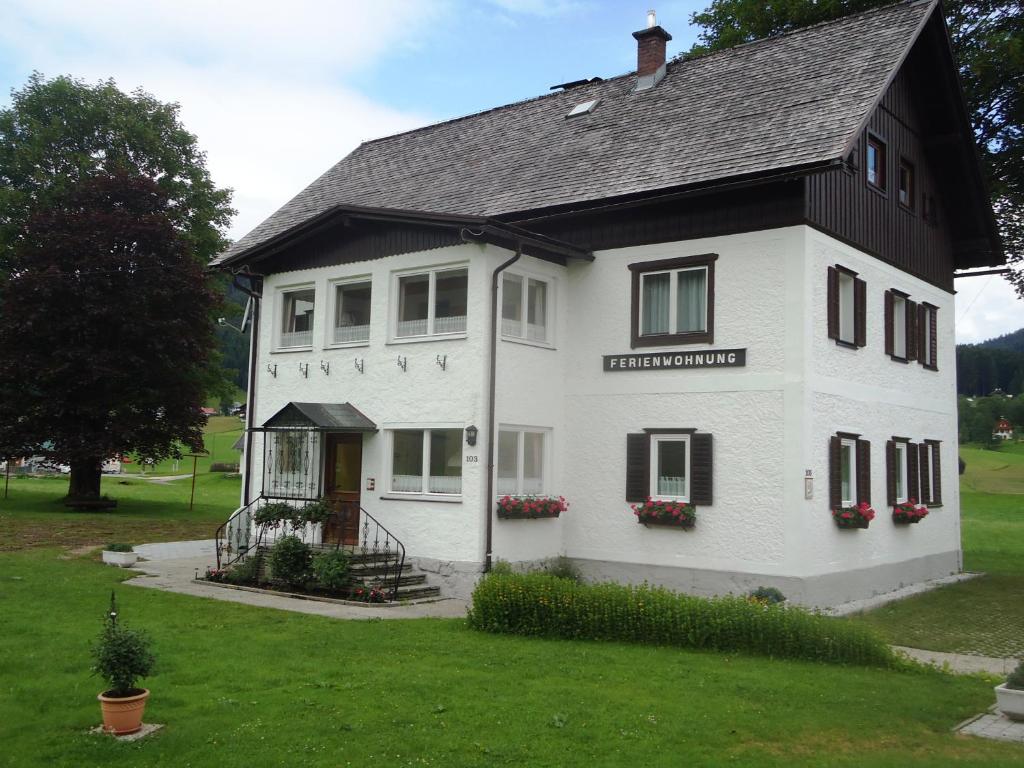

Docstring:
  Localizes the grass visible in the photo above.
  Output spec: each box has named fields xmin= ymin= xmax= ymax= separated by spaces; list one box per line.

xmin=0 ymin=549 xmax=1021 ymax=768
xmin=120 ymin=415 xmax=244 ymax=475
xmin=0 ymin=474 xmax=239 ymax=551
xmin=850 ymin=447 xmax=1024 ymax=658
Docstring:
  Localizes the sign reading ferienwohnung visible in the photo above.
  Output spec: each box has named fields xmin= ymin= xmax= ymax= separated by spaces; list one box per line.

xmin=603 ymin=348 xmax=746 ymax=372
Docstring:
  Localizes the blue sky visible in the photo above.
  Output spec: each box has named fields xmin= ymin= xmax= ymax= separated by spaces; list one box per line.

xmin=0 ymin=0 xmax=1018 ymax=342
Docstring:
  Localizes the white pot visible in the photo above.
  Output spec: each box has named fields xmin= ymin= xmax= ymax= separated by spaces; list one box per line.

xmin=101 ymin=550 xmax=138 ymax=568
xmin=995 ymin=683 xmax=1024 ymax=722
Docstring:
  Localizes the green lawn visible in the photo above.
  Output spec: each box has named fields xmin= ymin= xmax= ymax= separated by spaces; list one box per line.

xmin=850 ymin=449 xmax=1024 ymax=658
xmin=121 ymin=415 xmax=244 ymax=475
xmin=0 ymin=548 xmax=1020 ymax=768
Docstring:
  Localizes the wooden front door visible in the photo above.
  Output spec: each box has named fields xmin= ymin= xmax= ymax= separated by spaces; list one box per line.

xmin=323 ymin=433 xmax=362 ymax=546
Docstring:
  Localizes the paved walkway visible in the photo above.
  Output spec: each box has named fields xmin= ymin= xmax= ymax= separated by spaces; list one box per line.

xmin=957 ymin=710 xmax=1024 ymax=744
xmin=893 ymin=646 xmax=1020 ymax=676
xmin=125 ymin=540 xmax=468 ymax=620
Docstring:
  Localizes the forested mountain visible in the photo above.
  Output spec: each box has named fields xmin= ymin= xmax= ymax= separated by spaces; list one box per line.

xmin=216 ymin=280 xmax=250 ymax=393
xmin=957 ymin=329 xmax=1024 ymax=396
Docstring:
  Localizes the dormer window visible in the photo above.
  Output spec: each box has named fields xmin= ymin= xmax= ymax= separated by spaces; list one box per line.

xmin=866 ymin=135 xmax=886 ymax=191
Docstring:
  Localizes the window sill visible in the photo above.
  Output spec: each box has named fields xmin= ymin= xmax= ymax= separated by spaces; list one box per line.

xmin=387 ymin=334 xmax=468 ymax=346
xmin=271 ymin=346 xmax=314 ymax=355
xmin=631 ymin=332 xmax=713 ymax=349
xmin=834 ymin=339 xmax=859 ymax=350
xmin=887 ymin=355 xmax=910 ymax=364
xmin=920 ymin=363 xmax=939 ymax=372
xmin=324 ymin=340 xmax=370 ymax=350
xmin=379 ymin=493 xmax=462 ymax=504
xmin=501 ymin=336 xmax=556 ymax=351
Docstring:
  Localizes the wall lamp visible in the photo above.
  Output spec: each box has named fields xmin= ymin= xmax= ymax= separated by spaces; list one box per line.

xmin=465 ymin=425 xmax=478 ymax=447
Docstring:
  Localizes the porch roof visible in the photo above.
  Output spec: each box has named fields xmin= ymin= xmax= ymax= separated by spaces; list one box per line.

xmin=261 ymin=402 xmax=377 ymax=432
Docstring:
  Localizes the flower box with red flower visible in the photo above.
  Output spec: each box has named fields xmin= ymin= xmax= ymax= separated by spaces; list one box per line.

xmin=632 ymin=498 xmax=696 ymax=529
xmin=832 ymin=502 xmax=876 ymax=529
xmin=892 ymin=499 xmax=929 ymax=525
xmin=496 ymin=495 xmax=568 ymax=520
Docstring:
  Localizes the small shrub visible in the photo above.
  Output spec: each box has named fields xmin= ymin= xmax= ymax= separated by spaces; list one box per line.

xmin=1007 ymin=660 xmax=1024 ymax=691
xmin=311 ymin=549 xmax=351 ymax=592
xmin=104 ymin=543 xmax=133 ymax=553
xmin=490 ymin=559 xmax=514 ymax=575
xmin=223 ymin=555 xmax=261 ymax=586
xmin=748 ymin=586 xmax=786 ymax=605
xmin=209 ymin=462 xmax=239 ymax=473
xmin=541 ymin=555 xmax=582 ymax=582
xmin=91 ymin=594 xmax=155 ymax=697
xmin=295 ymin=500 xmax=332 ymax=528
xmin=268 ymin=536 xmax=311 ymax=589
xmin=254 ymin=502 xmax=295 ymax=528
xmin=467 ymin=573 xmax=895 ymax=667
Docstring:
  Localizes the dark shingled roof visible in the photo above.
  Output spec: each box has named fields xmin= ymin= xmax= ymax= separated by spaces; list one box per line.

xmin=214 ymin=0 xmax=935 ymax=266
xmin=263 ymin=402 xmax=377 ymax=432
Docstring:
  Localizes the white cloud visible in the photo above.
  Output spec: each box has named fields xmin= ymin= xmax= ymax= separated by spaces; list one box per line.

xmin=955 ymin=273 xmax=1024 ymax=344
xmin=0 ymin=0 xmax=447 ymax=240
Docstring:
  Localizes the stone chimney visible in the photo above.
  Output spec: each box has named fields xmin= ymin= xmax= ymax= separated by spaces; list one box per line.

xmin=633 ymin=10 xmax=672 ymax=91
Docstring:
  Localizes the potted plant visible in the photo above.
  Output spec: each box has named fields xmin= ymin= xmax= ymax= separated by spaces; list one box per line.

xmin=832 ymin=502 xmax=876 ymax=529
xmin=632 ymin=498 xmax=696 ymax=529
xmin=496 ymin=495 xmax=568 ymax=519
xmin=995 ymin=660 xmax=1024 ymax=721
xmin=892 ymin=498 xmax=929 ymax=524
xmin=101 ymin=543 xmax=138 ymax=568
xmin=92 ymin=593 xmax=155 ymax=735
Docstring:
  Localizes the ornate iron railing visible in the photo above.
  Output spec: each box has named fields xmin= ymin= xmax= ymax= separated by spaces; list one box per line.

xmin=214 ymin=497 xmax=406 ymax=602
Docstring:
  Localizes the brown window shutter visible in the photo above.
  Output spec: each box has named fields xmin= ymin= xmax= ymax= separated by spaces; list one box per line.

xmin=690 ymin=433 xmax=713 ymax=506
xmin=918 ymin=443 xmax=931 ymax=504
xmin=905 ymin=299 xmax=918 ymax=362
xmin=829 ymin=436 xmax=842 ymax=509
xmin=907 ymin=443 xmax=920 ymax=504
xmin=884 ymin=291 xmax=894 ymax=357
xmin=917 ymin=304 xmax=927 ymax=363
xmin=856 ymin=438 xmax=871 ymax=504
xmin=929 ymin=307 xmax=938 ymax=369
xmin=827 ymin=267 xmax=839 ymax=340
xmin=625 ymin=434 xmax=650 ymax=502
xmin=930 ymin=443 xmax=942 ymax=505
xmin=885 ymin=440 xmax=896 ymax=506
xmin=854 ymin=278 xmax=867 ymax=347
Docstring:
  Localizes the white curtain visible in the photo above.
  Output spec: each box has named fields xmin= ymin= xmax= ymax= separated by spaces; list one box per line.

xmin=642 ymin=273 xmax=670 ymax=334
xmin=677 ymin=269 xmax=706 ymax=333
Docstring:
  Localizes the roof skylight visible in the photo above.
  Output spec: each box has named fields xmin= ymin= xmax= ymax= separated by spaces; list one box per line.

xmin=566 ymin=99 xmax=600 ymax=118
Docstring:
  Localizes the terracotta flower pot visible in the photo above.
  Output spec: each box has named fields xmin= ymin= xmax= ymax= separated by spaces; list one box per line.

xmin=98 ymin=688 xmax=149 ymax=734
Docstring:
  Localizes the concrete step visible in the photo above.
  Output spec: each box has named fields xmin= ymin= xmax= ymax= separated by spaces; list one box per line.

xmin=394 ymin=584 xmax=442 ymax=601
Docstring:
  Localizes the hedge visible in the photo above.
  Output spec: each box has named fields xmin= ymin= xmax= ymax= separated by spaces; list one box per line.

xmin=467 ymin=573 xmax=895 ymax=667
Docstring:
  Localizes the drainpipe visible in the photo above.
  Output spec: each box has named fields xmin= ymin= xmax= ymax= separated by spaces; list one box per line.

xmin=483 ymin=242 xmax=522 ymax=572
xmin=233 ymin=271 xmax=263 ymax=506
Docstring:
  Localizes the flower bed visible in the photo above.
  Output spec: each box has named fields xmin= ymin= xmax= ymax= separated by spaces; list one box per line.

xmin=892 ymin=499 xmax=929 ymax=524
xmin=632 ymin=498 xmax=696 ymax=529
xmin=832 ymin=502 xmax=876 ymax=529
xmin=496 ymin=495 xmax=568 ymax=519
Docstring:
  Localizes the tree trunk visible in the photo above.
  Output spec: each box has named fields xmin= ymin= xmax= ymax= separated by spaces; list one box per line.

xmin=65 ymin=458 xmax=114 ymax=509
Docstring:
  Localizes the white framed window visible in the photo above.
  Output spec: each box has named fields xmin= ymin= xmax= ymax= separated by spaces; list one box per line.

xmin=893 ymin=441 xmax=908 ymax=503
xmin=892 ymin=294 xmax=907 ymax=359
xmin=496 ymin=427 xmax=548 ymax=496
xmin=394 ymin=267 xmax=468 ymax=339
xmin=389 ymin=428 xmax=463 ymax=495
xmin=920 ymin=304 xmax=937 ymax=368
xmin=640 ymin=266 xmax=708 ymax=337
xmin=279 ymin=286 xmax=315 ymax=348
xmin=839 ymin=437 xmax=857 ymax=507
xmin=838 ymin=271 xmax=856 ymax=345
xmin=501 ymin=273 xmax=551 ymax=344
xmin=650 ymin=433 xmax=690 ymax=501
xmin=331 ymin=279 xmax=371 ymax=345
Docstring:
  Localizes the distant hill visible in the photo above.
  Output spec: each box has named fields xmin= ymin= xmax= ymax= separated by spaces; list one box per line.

xmin=957 ymin=328 xmax=1024 ymax=396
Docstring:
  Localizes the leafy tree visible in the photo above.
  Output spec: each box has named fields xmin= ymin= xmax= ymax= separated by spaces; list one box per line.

xmin=0 ymin=171 xmax=221 ymax=504
xmin=688 ymin=1 xmax=1023 ymax=266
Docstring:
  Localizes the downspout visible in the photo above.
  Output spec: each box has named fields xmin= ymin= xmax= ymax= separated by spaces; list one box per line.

xmin=483 ymin=242 xmax=522 ymax=572
xmin=233 ymin=272 xmax=263 ymax=506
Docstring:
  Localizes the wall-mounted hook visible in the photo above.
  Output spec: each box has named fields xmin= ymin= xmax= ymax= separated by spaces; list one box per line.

xmin=266 ymin=363 xmax=277 ymax=378
xmin=397 ymin=355 xmax=407 ymax=372
xmin=354 ymin=357 xmax=364 ymax=374
xmin=299 ymin=362 xmax=309 ymax=378
xmin=436 ymin=354 xmax=447 ymax=371
xmin=320 ymin=360 xmax=330 ymax=376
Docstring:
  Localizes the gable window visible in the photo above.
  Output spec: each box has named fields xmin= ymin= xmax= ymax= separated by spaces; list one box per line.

xmin=629 ymin=254 xmax=716 ymax=348
xmin=898 ymin=159 xmax=915 ymax=209
xmin=333 ymin=280 xmax=371 ymax=344
xmin=497 ymin=427 xmax=548 ymax=496
xmin=395 ymin=267 xmax=468 ymax=339
xmin=625 ymin=429 xmax=713 ymax=505
xmin=884 ymin=289 xmax=917 ymax=362
xmin=390 ymin=428 xmax=463 ymax=495
xmin=829 ymin=432 xmax=871 ymax=509
xmin=918 ymin=303 xmax=938 ymax=370
xmin=866 ymin=135 xmax=886 ymax=191
xmin=827 ymin=266 xmax=866 ymax=348
xmin=886 ymin=438 xmax=913 ymax=505
xmin=502 ymin=274 xmax=550 ymax=343
xmin=280 ymin=287 xmax=315 ymax=348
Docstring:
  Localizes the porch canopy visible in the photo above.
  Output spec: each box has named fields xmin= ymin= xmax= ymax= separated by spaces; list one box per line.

xmin=261 ymin=402 xmax=377 ymax=432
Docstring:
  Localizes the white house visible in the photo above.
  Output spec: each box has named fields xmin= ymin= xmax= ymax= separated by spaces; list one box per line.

xmin=211 ymin=1 xmax=1002 ymax=606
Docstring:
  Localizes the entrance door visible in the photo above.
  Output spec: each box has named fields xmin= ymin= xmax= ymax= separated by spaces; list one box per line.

xmin=323 ymin=433 xmax=362 ymax=545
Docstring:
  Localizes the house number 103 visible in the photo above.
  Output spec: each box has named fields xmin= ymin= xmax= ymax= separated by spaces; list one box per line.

xmin=465 ymin=455 xmax=479 ymax=463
